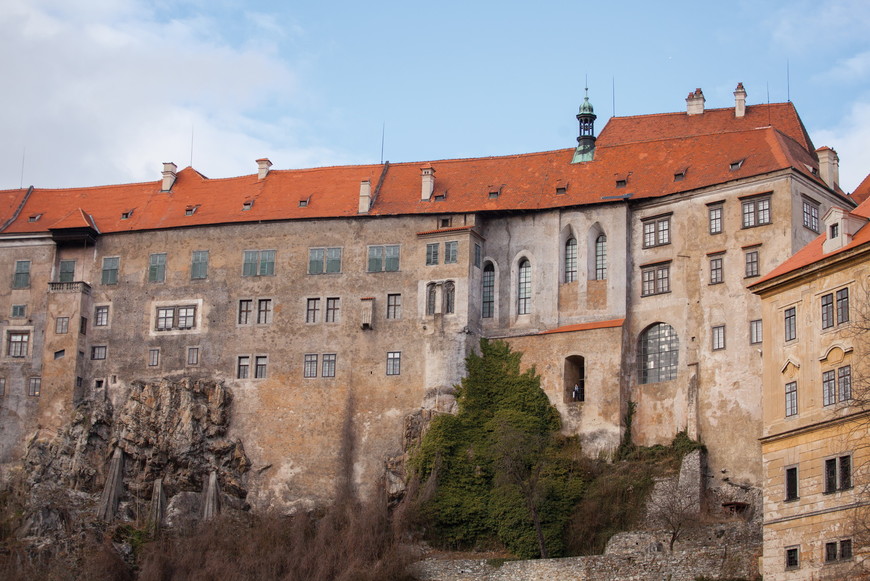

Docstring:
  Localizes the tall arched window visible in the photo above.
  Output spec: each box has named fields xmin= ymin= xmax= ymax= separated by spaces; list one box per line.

xmin=638 ymin=323 xmax=679 ymax=384
xmin=518 ymin=259 xmax=531 ymax=315
xmin=595 ymin=234 xmax=607 ymax=280
xmin=444 ymin=281 xmax=455 ymax=314
xmin=482 ymin=262 xmax=495 ymax=318
xmin=426 ymin=283 xmax=437 ymax=315
xmin=565 ymin=238 xmax=578 ymax=282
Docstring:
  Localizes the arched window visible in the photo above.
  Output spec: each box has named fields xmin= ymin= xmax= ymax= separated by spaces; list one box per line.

xmin=444 ymin=281 xmax=455 ymax=314
xmin=426 ymin=283 xmax=437 ymax=315
xmin=638 ymin=323 xmax=679 ymax=384
xmin=518 ymin=259 xmax=531 ymax=315
xmin=595 ymin=234 xmax=607 ymax=280
xmin=482 ymin=262 xmax=495 ymax=318
xmin=565 ymin=238 xmax=578 ymax=282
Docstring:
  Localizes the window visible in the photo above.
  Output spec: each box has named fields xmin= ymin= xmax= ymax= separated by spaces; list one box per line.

xmin=11 ymin=305 xmax=25 ymax=318
xmin=238 ymin=300 xmax=252 ymax=324
xmin=641 ymin=263 xmax=670 ymax=296
xmin=638 ymin=323 xmax=679 ymax=384
xmin=838 ymin=365 xmax=852 ymax=402
xmin=823 ymin=370 xmax=837 ymax=406
xmin=187 ymin=347 xmax=199 ymax=366
xmin=595 ymin=234 xmax=607 ymax=280
xmin=831 ymin=223 xmax=840 ymax=238
xmin=386 ymin=294 xmax=402 ymax=319
xmin=517 ymin=259 xmax=531 ymax=315
xmin=91 ymin=346 xmax=107 ymax=360
xmin=837 ymin=288 xmax=849 ymax=324
xmin=304 ymin=354 xmax=318 ymax=378
xmin=564 ymin=238 xmax=578 ymax=282
xmin=730 ymin=159 xmax=744 ymax=171
xmin=7 ymin=332 xmax=29 ymax=357
xmin=750 ymin=319 xmax=762 ymax=344
xmin=54 ymin=350 xmax=65 ymax=360
xmin=55 ymin=317 xmax=69 ymax=334
xmin=474 ymin=244 xmax=482 ymax=268
xmin=444 ymin=281 xmax=455 ymax=314
xmin=13 ymin=260 xmax=31 ymax=288
xmin=59 ymin=260 xmax=76 ymax=282
xmin=149 ymin=253 xmax=167 ymax=283
xmin=744 ymin=250 xmax=759 ymax=278
xmin=482 ymin=263 xmax=495 ymax=318
xmin=80 ymin=316 xmax=87 ymax=335
xmin=325 ymin=298 xmax=340 ymax=322
xmin=368 ymin=245 xmax=400 ymax=272
xmin=191 ymin=250 xmax=209 ymax=280
xmin=237 ymin=356 xmax=250 ymax=379
xmin=0 ymin=378 xmax=5 ymax=396
xmin=825 ymin=455 xmax=852 ymax=493
xmin=426 ymin=243 xmax=439 ymax=266
xmin=149 ymin=348 xmax=160 ymax=367
xmin=242 ymin=250 xmax=275 ymax=276
xmin=386 ymin=351 xmax=401 ymax=375
xmin=742 ymin=196 xmax=771 ymax=228
xmin=825 ymin=539 xmax=852 ymax=562
xmin=257 ymin=299 xmax=273 ymax=324
xmin=822 ymin=293 xmax=835 ymax=329
xmin=785 ymin=381 xmax=798 ymax=417
xmin=785 ymin=466 xmax=798 ymax=501
xmin=785 ymin=546 xmax=799 ymax=570
xmin=426 ymin=283 xmax=437 ymax=316
xmin=784 ymin=307 xmax=796 ymax=342
xmin=322 ymin=354 xmax=336 ymax=378
xmin=102 ymin=257 xmax=119 ymax=285
xmin=306 ymin=298 xmax=320 ymax=323
xmin=308 ymin=247 xmax=342 ymax=274
xmin=708 ymin=205 xmax=723 ymax=234
xmin=712 ymin=325 xmax=725 ymax=350
xmin=445 ymin=241 xmax=458 ymax=264
xmin=155 ymin=305 xmax=196 ymax=331
xmin=642 ymin=216 xmax=671 ymax=247
xmin=255 ymin=356 xmax=268 ymax=379
xmin=709 ymin=255 xmax=723 ymax=284
xmin=803 ymin=199 xmax=820 ymax=232
xmin=95 ymin=305 xmax=109 ymax=327
xmin=28 ymin=377 xmax=41 ymax=397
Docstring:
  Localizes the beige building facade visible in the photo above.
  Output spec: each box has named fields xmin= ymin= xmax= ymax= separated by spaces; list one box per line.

xmin=0 ymin=86 xmax=854 ymax=515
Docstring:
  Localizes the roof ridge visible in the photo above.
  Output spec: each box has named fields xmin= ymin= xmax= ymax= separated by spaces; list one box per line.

xmin=598 ymin=125 xmax=779 ymax=149
xmin=609 ymin=101 xmax=792 ymax=122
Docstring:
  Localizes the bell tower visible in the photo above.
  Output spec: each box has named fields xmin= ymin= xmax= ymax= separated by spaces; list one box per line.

xmin=572 ymin=87 xmax=597 ymax=163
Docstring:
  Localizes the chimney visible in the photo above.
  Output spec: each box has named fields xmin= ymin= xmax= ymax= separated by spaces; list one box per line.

xmin=256 ymin=158 xmax=272 ymax=180
xmin=358 ymin=180 xmax=371 ymax=213
xmin=817 ymin=147 xmax=840 ymax=190
xmin=686 ymin=88 xmax=705 ymax=115
xmin=734 ymin=82 xmax=747 ymax=118
xmin=161 ymin=162 xmax=177 ymax=191
xmin=421 ymin=165 xmax=435 ymax=201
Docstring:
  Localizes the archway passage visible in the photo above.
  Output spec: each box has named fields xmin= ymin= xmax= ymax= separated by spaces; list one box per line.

xmin=564 ymin=355 xmax=585 ymax=403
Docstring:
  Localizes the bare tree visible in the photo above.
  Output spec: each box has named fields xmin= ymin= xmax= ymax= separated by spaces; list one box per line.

xmin=646 ymin=475 xmax=700 ymax=551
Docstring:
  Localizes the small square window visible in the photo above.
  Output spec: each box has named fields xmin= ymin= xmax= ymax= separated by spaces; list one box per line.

xmin=242 ymin=201 xmax=253 ymax=211
xmin=54 ymin=350 xmax=65 ymax=360
xmin=488 ymin=191 xmax=499 ymax=199
xmin=785 ymin=546 xmax=799 ymax=570
xmin=440 ymin=218 xmax=451 ymax=228
xmin=730 ymin=159 xmax=744 ymax=171
xmin=91 ymin=346 xmax=107 ymax=360
xmin=298 ymin=199 xmax=308 ymax=207
xmin=11 ymin=305 xmax=25 ymax=318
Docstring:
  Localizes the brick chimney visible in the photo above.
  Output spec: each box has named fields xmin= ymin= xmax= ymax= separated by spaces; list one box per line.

xmin=686 ymin=88 xmax=705 ymax=115
xmin=358 ymin=180 xmax=371 ymax=213
xmin=421 ymin=165 xmax=435 ymax=201
xmin=256 ymin=158 xmax=272 ymax=180
xmin=734 ymin=83 xmax=747 ymax=118
xmin=161 ymin=162 xmax=177 ymax=192
xmin=817 ymin=147 xmax=840 ymax=190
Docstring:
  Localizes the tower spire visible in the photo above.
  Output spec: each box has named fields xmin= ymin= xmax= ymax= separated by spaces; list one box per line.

xmin=572 ymin=85 xmax=597 ymax=163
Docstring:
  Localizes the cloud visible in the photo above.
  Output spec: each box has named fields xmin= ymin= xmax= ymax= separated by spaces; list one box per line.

xmin=0 ymin=0 xmax=324 ymax=189
xmin=813 ymin=100 xmax=870 ymax=193
xmin=820 ymin=51 xmax=870 ymax=83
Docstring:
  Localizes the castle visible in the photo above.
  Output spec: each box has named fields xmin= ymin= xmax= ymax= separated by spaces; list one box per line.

xmin=0 ymin=85 xmax=858 ymax=567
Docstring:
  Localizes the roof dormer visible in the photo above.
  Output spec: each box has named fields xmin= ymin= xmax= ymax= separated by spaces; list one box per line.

xmin=822 ymin=206 xmax=867 ymax=254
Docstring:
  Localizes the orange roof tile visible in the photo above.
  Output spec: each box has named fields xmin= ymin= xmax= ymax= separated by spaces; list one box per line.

xmin=851 ymin=172 xmax=870 ymax=204
xmin=49 ymin=208 xmax=98 ymax=231
xmin=539 ymin=319 xmax=625 ymax=334
xmin=0 ymin=103 xmax=844 ymax=236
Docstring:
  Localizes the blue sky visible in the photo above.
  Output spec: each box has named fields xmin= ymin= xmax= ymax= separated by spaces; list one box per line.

xmin=2 ymin=0 xmax=869 ymax=192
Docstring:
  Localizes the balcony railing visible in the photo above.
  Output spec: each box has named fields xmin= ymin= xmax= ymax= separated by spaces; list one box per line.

xmin=48 ymin=281 xmax=91 ymax=295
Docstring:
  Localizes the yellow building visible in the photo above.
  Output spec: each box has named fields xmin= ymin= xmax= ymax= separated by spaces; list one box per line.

xmin=751 ymin=191 xmax=870 ymax=580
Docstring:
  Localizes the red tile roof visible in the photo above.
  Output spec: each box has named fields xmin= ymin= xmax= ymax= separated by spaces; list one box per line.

xmin=0 ymin=103 xmax=843 ymax=236
xmin=851 ymin=172 xmax=870 ymax=204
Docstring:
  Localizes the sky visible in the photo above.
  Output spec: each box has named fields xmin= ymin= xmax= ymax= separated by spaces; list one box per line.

xmin=1 ymin=0 xmax=869 ymax=193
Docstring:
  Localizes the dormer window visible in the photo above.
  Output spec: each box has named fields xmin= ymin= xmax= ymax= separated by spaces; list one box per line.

xmin=121 ymin=210 xmax=134 ymax=220
xmin=830 ymin=223 xmax=839 ymax=239
xmin=616 ymin=179 xmax=627 ymax=188
xmin=440 ymin=218 xmax=452 ymax=228
xmin=242 ymin=201 xmax=253 ymax=211
xmin=28 ymin=214 xmax=42 ymax=222
xmin=489 ymin=190 xmax=499 ymax=199
xmin=556 ymin=186 xmax=567 ymax=194
xmin=298 ymin=199 xmax=308 ymax=207
xmin=434 ymin=194 xmax=445 ymax=201
xmin=730 ymin=159 xmax=745 ymax=171
xmin=673 ymin=170 xmax=686 ymax=182
xmin=185 ymin=205 xmax=199 ymax=216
